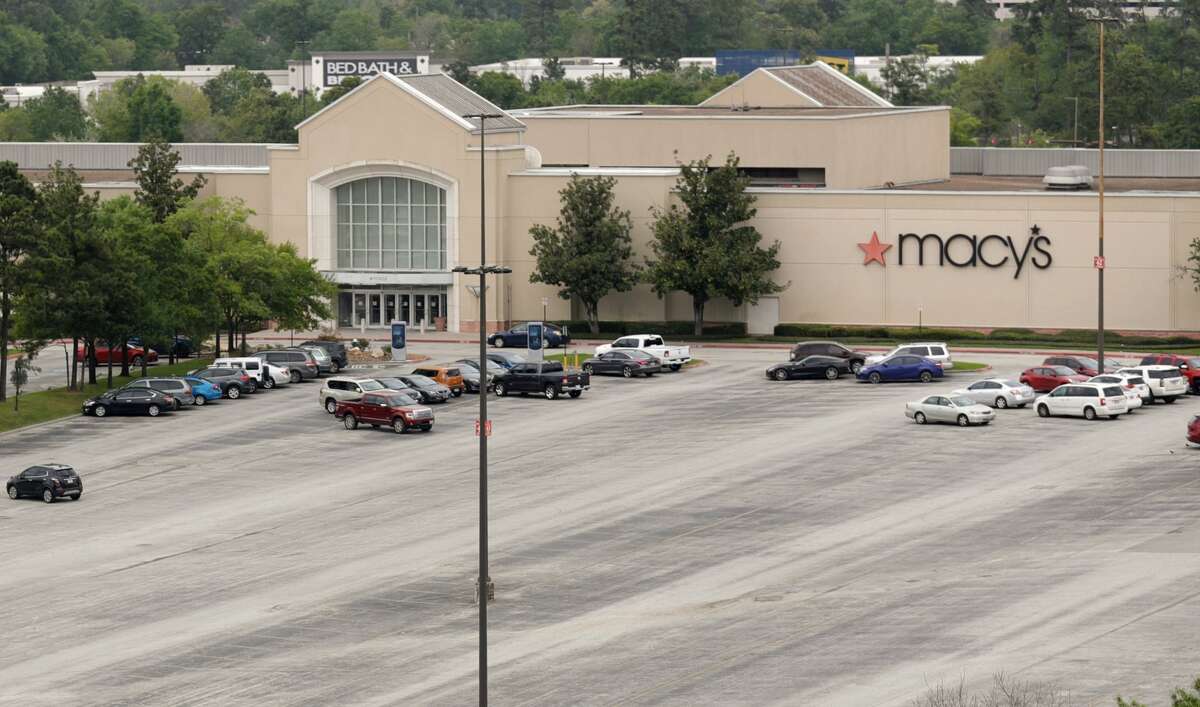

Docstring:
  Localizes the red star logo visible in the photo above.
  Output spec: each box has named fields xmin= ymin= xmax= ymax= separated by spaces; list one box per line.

xmin=858 ymin=231 xmax=892 ymax=266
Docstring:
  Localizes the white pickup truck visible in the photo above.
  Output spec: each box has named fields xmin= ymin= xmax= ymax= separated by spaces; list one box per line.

xmin=594 ymin=334 xmax=692 ymax=371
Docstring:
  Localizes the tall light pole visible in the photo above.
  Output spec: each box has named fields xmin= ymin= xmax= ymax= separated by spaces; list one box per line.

xmin=1065 ymin=96 xmax=1079 ymax=146
xmin=1091 ymin=16 xmax=1119 ymax=370
xmin=454 ymin=111 xmax=507 ymax=707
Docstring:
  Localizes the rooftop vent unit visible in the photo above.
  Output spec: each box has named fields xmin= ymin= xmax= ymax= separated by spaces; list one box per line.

xmin=1043 ymin=165 xmax=1093 ymax=190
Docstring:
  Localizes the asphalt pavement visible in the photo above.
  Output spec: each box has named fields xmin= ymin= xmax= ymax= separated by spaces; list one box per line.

xmin=0 ymin=344 xmax=1197 ymax=706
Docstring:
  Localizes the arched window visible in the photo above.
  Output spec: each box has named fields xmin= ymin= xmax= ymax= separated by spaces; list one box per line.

xmin=335 ymin=177 xmax=447 ymax=270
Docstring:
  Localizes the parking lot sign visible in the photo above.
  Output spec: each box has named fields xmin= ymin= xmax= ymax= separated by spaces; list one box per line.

xmin=475 ymin=419 xmax=492 ymax=437
xmin=1094 ymin=256 xmax=1106 ymax=269
xmin=390 ymin=320 xmax=407 ymax=361
xmin=526 ymin=321 xmax=544 ymax=361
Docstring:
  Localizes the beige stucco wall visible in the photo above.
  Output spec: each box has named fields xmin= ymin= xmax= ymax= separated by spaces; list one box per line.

xmin=700 ymin=71 xmax=819 ymax=108
xmin=519 ymin=109 xmax=948 ymax=189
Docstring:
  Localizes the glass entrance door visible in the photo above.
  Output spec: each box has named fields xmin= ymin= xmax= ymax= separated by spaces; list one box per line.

xmin=384 ymin=294 xmax=396 ymax=324
xmin=414 ymin=294 xmax=426 ymax=325
xmin=368 ymin=294 xmax=382 ymax=326
xmin=400 ymin=294 xmax=411 ymax=324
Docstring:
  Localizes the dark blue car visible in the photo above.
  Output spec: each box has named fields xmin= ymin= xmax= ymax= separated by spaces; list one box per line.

xmin=487 ymin=322 xmax=570 ymax=349
xmin=856 ymin=355 xmax=943 ymax=384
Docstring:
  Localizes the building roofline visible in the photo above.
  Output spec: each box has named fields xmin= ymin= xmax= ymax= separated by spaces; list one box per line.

xmin=511 ymin=105 xmax=949 ymax=121
xmin=808 ymin=60 xmax=894 ymax=108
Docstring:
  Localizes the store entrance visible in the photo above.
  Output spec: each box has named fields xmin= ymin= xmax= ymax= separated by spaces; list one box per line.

xmin=338 ymin=289 xmax=447 ymax=329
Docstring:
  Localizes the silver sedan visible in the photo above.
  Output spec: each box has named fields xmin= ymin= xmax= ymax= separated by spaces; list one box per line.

xmin=951 ymin=378 xmax=1036 ymax=409
xmin=905 ymin=394 xmax=995 ymax=426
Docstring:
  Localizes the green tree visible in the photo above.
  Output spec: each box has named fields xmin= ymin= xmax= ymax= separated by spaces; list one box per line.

xmin=314 ymin=8 xmax=382 ymax=51
xmin=0 ymin=106 xmax=34 ymax=141
xmin=949 ymin=107 xmax=982 ymax=146
xmin=202 ymin=68 xmax=274 ymax=115
xmin=128 ymin=78 xmax=183 ymax=141
xmin=614 ymin=0 xmax=687 ymax=76
xmin=1118 ymin=675 xmax=1200 ymax=707
xmin=645 ymin=153 xmax=785 ymax=336
xmin=529 ymin=175 xmax=641 ymax=334
xmin=320 ymin=76 xmax=364 ymax=106
xmin=522 ymin=0 xmax=569 ymax=56
xmin=173 ymin=2 xmax=227 ymax=65
xmin=0 ymin=161 xmax=40 ymax=401
xmin=9 ymin=341 xmax=41 ymax=412
xmin=23 ymin=86 xmax=89 ymax=141
xmin=129 ymin=139 xmax=208 ymax=223
xmin=1159 ymin=96 xmax=1200 ymax=148
xmin=0 ymin=12 xmax=50 ymax=84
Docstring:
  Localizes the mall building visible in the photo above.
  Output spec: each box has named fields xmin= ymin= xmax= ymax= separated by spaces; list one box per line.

xmin=4 ymin=63 xmax=1200 ymax=335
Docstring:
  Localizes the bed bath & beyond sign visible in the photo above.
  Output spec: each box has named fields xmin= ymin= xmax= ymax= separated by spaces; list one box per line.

xmin=858 ymin=225 xmax=1053 ymax=279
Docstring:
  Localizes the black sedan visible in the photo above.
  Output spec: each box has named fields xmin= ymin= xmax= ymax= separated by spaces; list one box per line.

xmin=766 ymin=355 xmax=852 ymax=381
xmin=485 ymin=352 xmax=527 ymax=370
xmin=582 ymin=351 xmax=662 ymax=378
xmin=7 ymin=464 xmax=82 ymax=503
xmin=82 ymin=388 xmax=176 ymax=417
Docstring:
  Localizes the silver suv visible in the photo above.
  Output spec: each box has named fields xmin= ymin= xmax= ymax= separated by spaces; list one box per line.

xmin=319 ymin=376 xmax=387 ymax=414
xmin=124 ymin=378 xmax=195 ymax=409
xmin=255 ymin=349 xmax=320 ymax=382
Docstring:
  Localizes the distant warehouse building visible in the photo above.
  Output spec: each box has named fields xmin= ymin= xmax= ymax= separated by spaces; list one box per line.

xmin=3 ymin=63 xmax=1199 ymax=335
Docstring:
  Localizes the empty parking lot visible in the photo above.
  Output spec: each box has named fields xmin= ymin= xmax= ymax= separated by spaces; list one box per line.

xmin=1 ymin=344 xmax=1197 ymax=706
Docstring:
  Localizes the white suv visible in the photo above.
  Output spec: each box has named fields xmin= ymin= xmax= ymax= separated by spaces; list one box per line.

xmin=319 ymin=376 xmax=387 ymax=414
xmin=213 ymin=357 xmax=291 ymax=389
xmin=1089 ymin=373 xmax=1149 ymax=408
xmin=1035 ymin=382 xmax=1128 ymax=420
xmin=866 ymin=342 xmax=953 ymax=370
xmin=1116 ymin=365 xmax=1187 ymax=404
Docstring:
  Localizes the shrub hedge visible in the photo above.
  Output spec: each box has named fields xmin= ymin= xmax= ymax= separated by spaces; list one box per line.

xmin=772 ymin=323 xmax=1200 ymax=347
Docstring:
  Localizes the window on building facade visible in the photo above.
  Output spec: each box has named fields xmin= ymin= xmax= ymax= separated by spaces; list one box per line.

xmin=336 ymin=177 xmax=447 ymax=270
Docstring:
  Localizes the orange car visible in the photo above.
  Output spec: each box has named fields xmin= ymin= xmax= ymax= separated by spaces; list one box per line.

xmin=413 ymin=365 xmax=466 ymax=397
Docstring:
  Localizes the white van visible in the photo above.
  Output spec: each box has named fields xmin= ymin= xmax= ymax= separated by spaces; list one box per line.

xmin=1035 ymin=382 xmax=1128 ymax=420
xmin=866 ymin=342 xmax=954 ymax=370
xmin=213 ymin=357 xmax=291 ymax=389
xmin=1116 ymin=365 xmax=1187 ymax=404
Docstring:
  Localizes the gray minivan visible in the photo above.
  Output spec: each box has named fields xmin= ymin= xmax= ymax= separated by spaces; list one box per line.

xmin=254 ymin=349 xmax=320 ymax=382
xmin=124 ymin=377 xmax=196 ymax=409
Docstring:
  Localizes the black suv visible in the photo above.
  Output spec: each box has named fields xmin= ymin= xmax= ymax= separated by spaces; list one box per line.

xmin=301 ymin=340 xmax=349 ymax=372
xmin=191 ymin=366 xmax=256 ymax=398
xmin=789 ymin=341 xmax=869 ymax=373
xmin=7 ymin=464 xmax=82 ymax=503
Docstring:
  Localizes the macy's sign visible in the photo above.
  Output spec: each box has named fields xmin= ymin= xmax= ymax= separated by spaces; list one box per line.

xmin=858 ymin=226 xmax=1052 ymax=279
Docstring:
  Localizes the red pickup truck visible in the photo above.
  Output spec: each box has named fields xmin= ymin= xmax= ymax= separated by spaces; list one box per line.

xmin=76 ymin=342 xmax=159 ymax=366
xmin=335 ymin=391 xmax=434 ymax=434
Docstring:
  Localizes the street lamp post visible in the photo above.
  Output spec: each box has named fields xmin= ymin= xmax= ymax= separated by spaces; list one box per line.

xmin=1065 ymin=96 xmax=1079 ymax=146
xmin=456 ymin=111 xmax=506 ymax=707
xmin=1092 ymin=16 xmax=1119 ymax=370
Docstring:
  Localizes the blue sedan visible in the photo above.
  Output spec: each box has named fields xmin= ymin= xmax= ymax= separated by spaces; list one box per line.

xmin=183 ymin=376 xmax=223 ymax=405
xmin=487 ymin=322 xmax=570 ymax=349
xmin=856 ymin=355 xmax=943 ymax=384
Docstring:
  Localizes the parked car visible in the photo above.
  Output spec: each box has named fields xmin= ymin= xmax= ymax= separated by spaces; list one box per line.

xmin=254 ymin=349 xmax=320 ymax=382
xmin=1043 ymin=355 xmax=1103 ymax=377
xmin=82 ymin=388 xmax=175 ymax=417
xmin=7 ymin=464 xmax=82 ymax=503
xmin=182 ymin=375 xmax=222 ymax=405
xmin=123 ymin=377 xmax=195 ymax=409
xmin=905 ymin=394 xmax=995 ymax=426
xmin=128 ymin=335 xmax=193 ymax=358
xmin=450 ymin=360 xmax=496 ymax=393
xmin=486 ymin=352 xmax=527 ymax=370
xmin=857 ymin=355 xmax=943 ymax=384
xmin=190 ymin=366 xmax=256 ymax=398
xmin=766 ymin=355 xmax=851 ymax=381
xmin=372 ymin=378 xmax=427 ymax=404
xmin=213 ymin=356 xmax=289 ymax=389
xmin=951 ymin=378 xmax=1036 ymax=409
xmin=1088 ymin=373 xmax=1149 ymax=409
xmin=301 ymin=345 xmax=335 ymax=374
xmin=1116 ymin=365 xmax=1188 ymax=404
xmin=788 ymin=341 xmax=870 ymax=373
xmin=492 ymin=361 xmax=590 ymax=399
xmin=583 ymin=351 xmax=662 ymax=378
xmin=391 ymin=374 xmax=452 ymax=403
xmin=1188 ymin=414 xmax=1200 ymax=446
xmin=319 ymin=376 xmax=387 ymax=414
xmin=1035 ymin=382 xmax=1128 ymax=420
xmin=412 ymin=365 xmax=466 ymax=397
xmin=488 ymin=322 xmax=570 ymax=348
xmin=1139 ymin=354 xmax=1200 ymax=393
xmin=76 ymin=342 xmax=159 ymax=367
xmin=1019 ymin=366 xmax=1088 ymax=393
xmin=335 ymin=391 xmax=435 ymax=433
xmin=866 ymin=343 xmax=953 ymax=370
xmin=595 ymin=334 xmax=691 ymax=371
xmin=301 ymin=339 xmax=349 ymax=372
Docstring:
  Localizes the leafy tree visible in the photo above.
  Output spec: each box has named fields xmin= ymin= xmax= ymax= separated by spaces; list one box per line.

xmin=22 ymin=87 xmax=88 ymax=140
xmin=0 ymin=106 xmax=34 ymax=141
xmin=949 ymin=107 xmax=982 ymax=146
xmin=9 ymin=341 xmax=41 ymax=412
xmin=320 ymin=76 xmax=364 ymax=106
xmin=1118 ymin=675 xmax=1200 ymax=707
xmin=314 ymin=8 xmax=382 ymax=51
xmin=529 ymin=175 xmax=640 ymax=334
xmin=471 ymin=73 xmax=527 ymax=108
xmin=614 ymin=0 xmax=687 ymax=76
xmin=173 ymin=2 xmax=227 ymax=65
xmin=523 ymin=0 xmax=569 ymax=56
xmin=0 ymin=12 xmax=50 ymax=84
xmin=129 ymin=139 xmax=207 ymax=223
xmin=645 ymin=153 xmax=785 ymax=336
xmin=1160 ymin=96 xmax=1200 ymax=148
xmin=0 ymin=161 xmax=40 ymax=401
xmin=128 ymin=78 xmax=184 ymax=141
xmin=202 ymin=68 xmax=274 ymax=114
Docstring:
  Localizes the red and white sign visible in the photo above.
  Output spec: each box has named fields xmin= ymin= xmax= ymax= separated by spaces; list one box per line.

xmin=475 ymin=419 xmax=493 ymax=437
xmin=1094 ymin=256 xmax=1106 ymax=269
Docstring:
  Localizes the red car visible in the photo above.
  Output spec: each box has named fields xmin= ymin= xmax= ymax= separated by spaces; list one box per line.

xmin=1043 ymin=355 xmax=1102 ymax=377
xmin=76 ymin=342 xmax=159 ymax=366
xmin=334 ymin=391 xmax=435 ymax=434
xmin=1141 ymin=354 xmax=1200 ymax=394
xmin=1020 ymin=365 xmax=1089 ymax=393
xmin=1189 ymin=415 xmax=1200 ymax=445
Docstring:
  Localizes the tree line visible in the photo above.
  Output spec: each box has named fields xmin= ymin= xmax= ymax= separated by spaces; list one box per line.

xmin=0 ymin=140 xmax=333 ymax=402
xmin=529 ymin=154 xmax=784 ymax=336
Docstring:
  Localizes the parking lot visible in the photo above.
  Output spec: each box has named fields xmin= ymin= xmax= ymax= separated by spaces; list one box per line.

xmin=1 ymin=343 xmax=1198 ymax=706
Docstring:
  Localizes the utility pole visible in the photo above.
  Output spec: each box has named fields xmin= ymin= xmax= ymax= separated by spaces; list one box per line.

xmin=1091 ymin=16 xmax=1119 ymax=370
xmin=296 ymin=40 xmax=311 ymax=117
xmin=455 ymin=112 xmax=509 ymax=707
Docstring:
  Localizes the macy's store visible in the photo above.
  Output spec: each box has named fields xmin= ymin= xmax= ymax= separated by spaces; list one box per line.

xmin=7 ymin=66 xmax=1200 ymax=334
